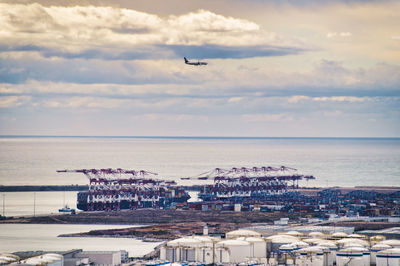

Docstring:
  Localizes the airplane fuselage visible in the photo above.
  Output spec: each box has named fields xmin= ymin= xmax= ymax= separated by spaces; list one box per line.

xmin=184 ymin=57 xmax=208 ymax=66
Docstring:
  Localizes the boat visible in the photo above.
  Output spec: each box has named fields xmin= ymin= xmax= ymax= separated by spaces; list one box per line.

xmin=58 ymin=205 xmax=76 ymax=214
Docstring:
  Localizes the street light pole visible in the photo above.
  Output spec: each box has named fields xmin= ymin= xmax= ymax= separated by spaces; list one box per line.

xmin=33 ymin=192 xmax=36 ymax=217
xmin=2 ymin=194 xmax=5 ymax=217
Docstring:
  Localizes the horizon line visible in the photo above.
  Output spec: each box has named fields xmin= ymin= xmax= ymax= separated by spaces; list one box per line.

xmin=0 ymin=135 xmax=399 ymax=140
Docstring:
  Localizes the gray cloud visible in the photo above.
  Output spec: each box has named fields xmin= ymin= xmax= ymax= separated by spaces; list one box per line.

xmin=165 ymin=44 xmax=303 ymax=59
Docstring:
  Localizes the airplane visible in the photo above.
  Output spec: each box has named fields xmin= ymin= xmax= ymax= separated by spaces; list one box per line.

xmin=184 ymin=57 xmax=208 ymax=66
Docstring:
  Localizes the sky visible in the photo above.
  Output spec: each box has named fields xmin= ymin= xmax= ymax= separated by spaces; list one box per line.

xmin=0 ymin=0 xmax=399 ymax=137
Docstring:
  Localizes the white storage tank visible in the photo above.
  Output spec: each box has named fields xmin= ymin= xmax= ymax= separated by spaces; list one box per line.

xmin=226 ymin=229 xmax=261 ymax=239
xmin=291 ymin=241 xmax=310 ymax=250
xmin=376 ymin=248 xmax=400 ymax=266
xmin=337 ymin=238 xmax=369 ymax=249
xmin=317 ymin=241 xmax=338 ymax=266
xmin=295 ymin=246 xmax=324 ymax=266
xmin=371 ymin=243 xmax=392 ymax=265
xmin=349 ymin=247 xmax=370 ymax=266
xmin=284 ymin=231 xmax=303 ymax=237
xmin=196 ymin=246 xmax=214 ymax=264
xmin=303 ymin=238 xmax=325 ymax=246
xmin=331 ymin=232 xmax=349 ymax=239
xmin=371 ymin=235 xmax=386 ymax=245
xmin=216 ymin=239 xmax=251 ymax=263
xmin=280 ymin=243 xmax=296 ymax=253
xmin=193 ymin=236 xmax=217 ymax=264
xmin=162 ymin=237 xmax=202 ymax=262
xmin=336 ymin=248 xmax=364 ymax=266
xmin=240 ymin=237 xmax=266 ymax=258
xmin=268 ymin=235 xmax=300 ymax=253
xmin=280 ymin=241 xmax=311 ymax=265
xmin=279 ymin=244 xmax=296 ymax=266
xmin=348 ymin=234 xmax=366 ymax=239
xmin=309 ymin=232 xmax=326 ymax=239
xmin=380 ymin=240 xmax=400 ymax=248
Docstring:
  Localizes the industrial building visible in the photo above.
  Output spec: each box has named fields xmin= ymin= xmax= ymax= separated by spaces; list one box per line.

xmin=7 ymin=249 xmax=127 ymax=266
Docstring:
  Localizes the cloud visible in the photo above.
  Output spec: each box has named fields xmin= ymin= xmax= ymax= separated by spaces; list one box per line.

xmin=166 ymin=44 xmax=303 ymax=59
xmin=313 ymin=96 xmax=366 ymax=102
xmin=326 ymin=32 xmax=352 ymax=38
xmin=0 ymin=4 xmax=305 ymax=60
xmin=241 ymin=113 xmax=292 ymax=122
xmin=287 ymin=95 xmax=310 ymax=103
xmin=0 ymin=96 xmax=31 ymax=108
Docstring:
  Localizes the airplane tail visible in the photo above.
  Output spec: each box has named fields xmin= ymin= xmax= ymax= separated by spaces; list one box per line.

xmin=184 ymin=57 xmax=188 ymax=63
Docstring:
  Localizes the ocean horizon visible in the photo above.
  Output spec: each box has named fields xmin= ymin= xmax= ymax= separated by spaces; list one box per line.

xmin=0 ymin=136 xmax=399 ymax=187
xmin=1 ymin=135 xmax=399 ymax=140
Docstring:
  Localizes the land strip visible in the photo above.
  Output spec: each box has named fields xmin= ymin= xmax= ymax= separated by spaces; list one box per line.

xmin=1 ymin=209 xmax=298 ymax=225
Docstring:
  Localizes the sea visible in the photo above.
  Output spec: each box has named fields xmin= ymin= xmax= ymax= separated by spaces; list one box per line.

xmin=0 ymin=136 xmax=399 ymax=255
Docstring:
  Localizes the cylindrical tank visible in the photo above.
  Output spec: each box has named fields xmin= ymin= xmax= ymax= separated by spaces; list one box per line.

xmin=303 ymin=238 xmax=325 ymax=246
xmin=291 ymin=241 xmax=310 ymax=250
xmin=309 ymin=232 xmax=326 ymax=239
xmin=280 ymin=243 xmax=296 ymax=253
xmin=226 ymin=229 xmax=261 ymax=239
xmin=268 ymin=235 xmax=300 ymax=253
xmin=285 ymin=231 xmax=303 ymax=237
xmin=197 ymin=246 xmax=214 ymax=264
xmin=192 ymin=236 xmax=215 ymax=264
xmin=279 ymin=244 xmax=296 ymax=266
xmin=336 ymin=248 xmax=364 ymax=266
xmin=337 ymin=238 xmax=369 ymax=249
xmin=371 ymin=244 xmax=392 ymax=265
xmin=371 ymin=235 xmax=386 ymax=245
xmin=295 ymin=247 xmax=324 ymax=266
xmin=348 ymin=234 xmax=366 ymax=239
xmin=317 ymin=241 xmax=338 ymax=266
xmin=164 ymin=237 xmax=202 ymax=262
xmin=349 ymin=247 xmax=370 ymax=266
xmin=376 ymin=248 xmax=400 ymax=266
xmin=242 ymin=237 xmax=267 ymax=258
xmin=216 ymin=239 xmax=251 ymax=263
xmin=380 ymin=240 xmax=400 ymax=248
xmin=331 ymin=232 xmax=349 ymax=240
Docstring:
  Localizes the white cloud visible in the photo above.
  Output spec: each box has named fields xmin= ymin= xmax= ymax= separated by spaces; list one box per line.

xmin=137 ymin=113 xmax=209 ymax=122
xmin=228 ymin=97 xmax=243 ymax=103
xmin=241 ymin=113 xmax=292 ymax=122
xmin=287 ymin=95 xmax=310 ymax=103
xmin=313 ymin=96 xmax=366 ymax=102
xmin=0 ymin=3 xmax=300 ymax=55
xmin=326 ymin=32 xmax=352 ymax=38
xmin=0 ymin=96 xmax=31 ymax=108
xmin=323 ymin=110 xmax=343 ymax=117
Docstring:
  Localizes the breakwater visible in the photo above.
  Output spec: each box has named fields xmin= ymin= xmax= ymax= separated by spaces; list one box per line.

xmin=0 ymin=185 xmax=88 ymax=192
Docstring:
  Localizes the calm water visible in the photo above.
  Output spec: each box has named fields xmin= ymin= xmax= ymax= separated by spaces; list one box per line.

xmin=0 ymin=137 xmax=399 ymax=187
xmin=0 ymin=224 xmax=162 ymax=257
xmin=1 ymin=191 xmax=199 ymax=217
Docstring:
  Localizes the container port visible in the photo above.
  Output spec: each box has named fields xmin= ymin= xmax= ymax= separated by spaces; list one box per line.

xmin=57 ymin=168 xmax=190 ymax=211
xmin=184 ymin=166 xmax=315 ymax=202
